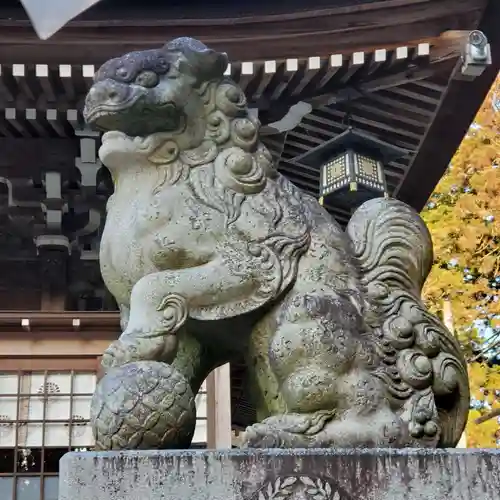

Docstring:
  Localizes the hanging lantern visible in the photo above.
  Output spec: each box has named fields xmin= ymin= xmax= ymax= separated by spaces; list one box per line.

xmin=294 ymin=126 xmax=407 ymax=211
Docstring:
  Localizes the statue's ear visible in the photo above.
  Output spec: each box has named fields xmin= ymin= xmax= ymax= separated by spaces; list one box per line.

xmin=164 ymin=37 xmax=228 ymax=83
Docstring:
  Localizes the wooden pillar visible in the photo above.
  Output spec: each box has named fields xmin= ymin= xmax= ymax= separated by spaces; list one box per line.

xmin=206 ymin=363 xmax=232 ymax=449
xmin=456 ymin=432 xmax=468 ymax=448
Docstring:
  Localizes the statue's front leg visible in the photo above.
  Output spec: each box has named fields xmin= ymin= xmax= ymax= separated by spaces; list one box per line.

xmin=93 ymin=260 xmax=246 ymax=450
xmin=102 ymin=259 xmax=249 ymax=370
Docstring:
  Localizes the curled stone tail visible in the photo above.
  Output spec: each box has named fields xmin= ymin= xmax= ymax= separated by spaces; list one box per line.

xmin=347 ymin=198 xmax=469 ymax=447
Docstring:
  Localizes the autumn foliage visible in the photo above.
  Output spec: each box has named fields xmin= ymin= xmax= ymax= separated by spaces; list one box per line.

xmin=466 ymin=363 xmax=500 ymax=447
xmin=422 ymin=74 xmax=500 ymax=447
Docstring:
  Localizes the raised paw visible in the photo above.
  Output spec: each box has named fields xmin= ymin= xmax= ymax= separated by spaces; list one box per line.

xmin=101 ymin=333 xmax=178 ymax=370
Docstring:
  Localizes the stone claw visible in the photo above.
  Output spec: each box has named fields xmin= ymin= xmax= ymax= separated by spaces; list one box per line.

xmin=242 ymin=421 xmax=313 ymax=448
xmin=240 ymin=424 xmax=282 ymax=448
xmin=101 ymin=333 xmax=178 ymax=370
xmin=241 ymin=412 xmax=335 ymax=448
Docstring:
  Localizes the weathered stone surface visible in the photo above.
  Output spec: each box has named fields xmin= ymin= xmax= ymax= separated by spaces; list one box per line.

xmin=83 ymin=36 xmax=469 ymax=451
xmin=59 ymin=448 xmax=500 ymax=500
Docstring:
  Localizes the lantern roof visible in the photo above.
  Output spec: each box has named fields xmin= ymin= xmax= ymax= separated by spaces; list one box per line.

xmin=294 ymin=126 xmax=408 ymax=169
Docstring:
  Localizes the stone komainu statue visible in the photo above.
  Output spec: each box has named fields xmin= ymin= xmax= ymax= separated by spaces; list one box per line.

xmin=84 ymin=37 xmax=469 ymax=450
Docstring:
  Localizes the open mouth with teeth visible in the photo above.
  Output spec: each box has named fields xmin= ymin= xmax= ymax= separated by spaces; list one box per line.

xmin=85 ymin=100 xmax=185 ymax=137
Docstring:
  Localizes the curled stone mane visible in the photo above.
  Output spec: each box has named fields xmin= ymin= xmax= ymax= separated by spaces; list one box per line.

xmin=143 ymin=69 xmax=304 ymax=233
xmin=139 ymin=65 xmax=311 ymax=307
xmin=186 ymin=77 xmax=281 ymax=225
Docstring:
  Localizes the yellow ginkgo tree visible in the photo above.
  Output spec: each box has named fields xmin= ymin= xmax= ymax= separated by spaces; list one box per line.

xmin=422 ymin=74 xmax=500 ymax=447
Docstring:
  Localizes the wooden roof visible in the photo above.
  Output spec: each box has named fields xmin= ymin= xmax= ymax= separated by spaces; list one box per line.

xmin=0 ymin=38 xmax=475 ymax=222
xmin=0 ymin=39 xmax=453 ymax=222
xmin=0 ymin=0 xmax=487 ymax=63
xmin=0 ymin=0 xmax=499 ymax=428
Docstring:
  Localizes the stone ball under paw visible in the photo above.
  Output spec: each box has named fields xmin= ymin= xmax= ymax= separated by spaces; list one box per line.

xmin=90 ymin=360 xmax=196 ymax=450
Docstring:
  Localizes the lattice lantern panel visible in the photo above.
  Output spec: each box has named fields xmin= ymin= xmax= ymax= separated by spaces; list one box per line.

xmin=353 ymin=153 xmax=386 ymax=191
xmin=320 ymin=153 xmax=350 ymax=196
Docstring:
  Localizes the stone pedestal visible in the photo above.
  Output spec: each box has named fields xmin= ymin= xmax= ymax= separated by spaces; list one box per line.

xmin=59 ymin=449 xmax=500 ymax=500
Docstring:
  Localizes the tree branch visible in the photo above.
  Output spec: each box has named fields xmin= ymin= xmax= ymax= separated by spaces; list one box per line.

xmin=475 ymin=407 xmax=500 ymax=424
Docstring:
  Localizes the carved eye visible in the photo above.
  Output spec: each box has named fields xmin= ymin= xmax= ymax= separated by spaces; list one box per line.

xmin=156 ymin=59 xmax=169 ymax=72
xmin=134 ymin=71 xmax=159 ymax=88
xmin=116 ymin=67 xmax=129 ymax=79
